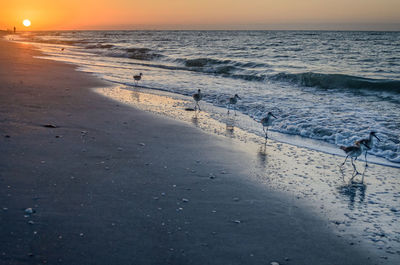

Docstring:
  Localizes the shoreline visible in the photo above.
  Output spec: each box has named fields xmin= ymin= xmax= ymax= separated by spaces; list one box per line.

xmin=96 ymin=84 xmax=400 ymax=169
xmin=1 ymin=38 xmax=398 ymax=264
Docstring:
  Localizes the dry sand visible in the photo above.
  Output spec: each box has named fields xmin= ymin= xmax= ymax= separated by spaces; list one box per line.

xmin=0 ymin=36 xmax=394 ymax=265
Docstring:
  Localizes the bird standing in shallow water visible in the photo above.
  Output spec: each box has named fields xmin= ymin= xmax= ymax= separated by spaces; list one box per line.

xmin=193 ymin=89 xmax=202 ymax=111
xmin=260 ymin=112 xmax=277 ymax=138
xmin=354 ymin=131 xmax=380 ymax=167
xmin=227 ymin=94 xmax=241 ymax=115
xmin=133 ymin=73 xmax=143 ymax=86
xmin=340 ymin=141 xmax=369 ymax=181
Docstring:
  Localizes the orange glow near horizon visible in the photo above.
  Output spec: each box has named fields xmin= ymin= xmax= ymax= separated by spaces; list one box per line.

xmin=1 ymin=0 xmax=399 ymax=31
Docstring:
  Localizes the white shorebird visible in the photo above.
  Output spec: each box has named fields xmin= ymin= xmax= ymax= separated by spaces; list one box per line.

xmin=227 ymin=94 xmax=241 ymax=115
xmin=193 ymin=89 xmax=203 ymax=111
xmin=260 ymin=112 xmax=277 ymax=138
xmin=340 ymin=141 xmax=369 ymax=180
xmin=133 ymin=73 xmax=143 ymax=86
xmin=354 ymin=131 xmax=380 ymax=167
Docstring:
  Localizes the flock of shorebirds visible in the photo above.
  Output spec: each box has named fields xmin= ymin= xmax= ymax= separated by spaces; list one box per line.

xmin=135 ymin=74 xmax=380 ymax=180
xmin=193 ymin=88 xmax=381 ymax=180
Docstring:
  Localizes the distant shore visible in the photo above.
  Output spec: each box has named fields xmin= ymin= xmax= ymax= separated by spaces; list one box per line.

xmin=0 ymin=37 xmax=397 ymax=265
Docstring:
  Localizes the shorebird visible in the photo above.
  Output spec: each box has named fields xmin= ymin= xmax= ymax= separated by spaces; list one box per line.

xmin=227 ymin=94 xmax=241 ymax=115
xmin=193 ymin=89 xmax=203 ymax=111
xmin=260 ymin=112 xmax=277 ymax=138
xmin=340 ymin=141 xmax=369 ymax=179
xmin=133 ymin=73 xmax=143 ymax=86
xmin=354 ymin=131 xmax=380 ymax=167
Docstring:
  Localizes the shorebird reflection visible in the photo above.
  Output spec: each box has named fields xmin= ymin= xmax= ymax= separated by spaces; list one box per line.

xmin=131 ymin=90 xmax=140 ymax=102
xmin=337 ymin=182 xmax=366 ymax=210
xmin=191 ymin=111 xmax=199 ymax=127
xmin=257 ymin=139 xmax=268 ymax=167
xmin=225 ymin=116 xmax=236 ymax=137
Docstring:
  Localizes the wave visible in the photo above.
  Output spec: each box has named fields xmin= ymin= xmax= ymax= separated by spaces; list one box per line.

xmin=270 ymin=72 xmax=400 ymax=93
xmin=183 ymin=58 xmax=233 ymax=67
xmin=85 ymin=44 xmax=114 ymax=49
xmin=27 ymin=38 xmax=88 ymax=46
xmin=125 ymin=47 xmax=163 ymax=60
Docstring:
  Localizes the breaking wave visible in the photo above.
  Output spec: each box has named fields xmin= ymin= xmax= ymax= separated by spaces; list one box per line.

xmin=271 ymin=72 xmax=400 ymax=93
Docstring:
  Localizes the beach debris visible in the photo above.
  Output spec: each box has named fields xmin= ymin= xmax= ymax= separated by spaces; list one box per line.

xmin=24 ymin=208 xmax=34 ymax=214
xmin=81 ymin=130 xmax=88 ymax=135
xmin=138 ymin=143 xmax=146 ymax=146
xmin=233 ymin=197 xmax=240 ymax=202
xmin=79 ymin=233 xmax=84 ymax=237
xmin=117 ymin=147 xmax=123 ymax=151
xmin=2 ymin=208 xmax=8 ymax=211
xmin=270 ymin=262 xmax=280 ymax=265
xmin=209 ymin=173 xmax=216 ymax=179
xmin=4 ymin=135 xmax=10 ymax=138
xmin=232 ymin=220 xmax=241 ymax=224
xmin=182 ymin=198 xmax=189 ymax=203
xmin=42 ymin=124 xmax=58 ymax=128
xmin=28 ymin=220 xmax=35 ymax=225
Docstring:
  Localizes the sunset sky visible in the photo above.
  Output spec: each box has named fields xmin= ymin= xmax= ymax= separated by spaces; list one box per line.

xmin=1 ymin=0 xmax=399 ymax=31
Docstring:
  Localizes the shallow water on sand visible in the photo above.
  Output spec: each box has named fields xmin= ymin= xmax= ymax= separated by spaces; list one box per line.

xmin=94 ymin=85 xmax=400 ymax=263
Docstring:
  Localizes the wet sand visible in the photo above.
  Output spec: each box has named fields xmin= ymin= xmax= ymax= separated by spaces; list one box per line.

xmin=0 ymin=37 xmax=395 ymax=265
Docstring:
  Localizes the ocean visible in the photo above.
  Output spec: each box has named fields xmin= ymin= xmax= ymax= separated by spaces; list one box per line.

xmin=12 ymin=30 xmax=400 ymax=164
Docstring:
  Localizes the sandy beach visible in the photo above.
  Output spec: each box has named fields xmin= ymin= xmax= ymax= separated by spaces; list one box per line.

xmin=1 ymin=36 xmax=399 ymax=265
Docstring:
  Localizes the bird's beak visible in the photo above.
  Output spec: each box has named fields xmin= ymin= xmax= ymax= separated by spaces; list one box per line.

xmin=373 ymin=134 xmax=381 ymax=141
xmin=238 ymin=96 xmax=241 ymax=100
xmin=272 ymin=114 xmax=277 ymax=119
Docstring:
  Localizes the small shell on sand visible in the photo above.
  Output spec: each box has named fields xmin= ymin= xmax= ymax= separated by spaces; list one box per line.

xmin=24 ymin=208 xmax=34 ymax=214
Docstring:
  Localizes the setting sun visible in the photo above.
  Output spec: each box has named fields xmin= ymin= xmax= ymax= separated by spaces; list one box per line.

xmin=22 ymin=19 xmax=31 ymax=27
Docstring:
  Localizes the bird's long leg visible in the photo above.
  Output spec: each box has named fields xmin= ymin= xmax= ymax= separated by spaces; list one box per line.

xmin=350 ymin=158 xmax=357 ymax=181
xmin=227 ymin=104 xmax=230 ymax=114
xmin=364 ymin=151 xmax=368 ymax=167
xmin=234 ymin=106 xmax=237 ymax=116
xmin=341 ymin=155 xmax=348 ymax=166
xmin=197 ymin=102 xmax=201 ymax=111
xmin=351 ymin=157 xmax=360 ymax=177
